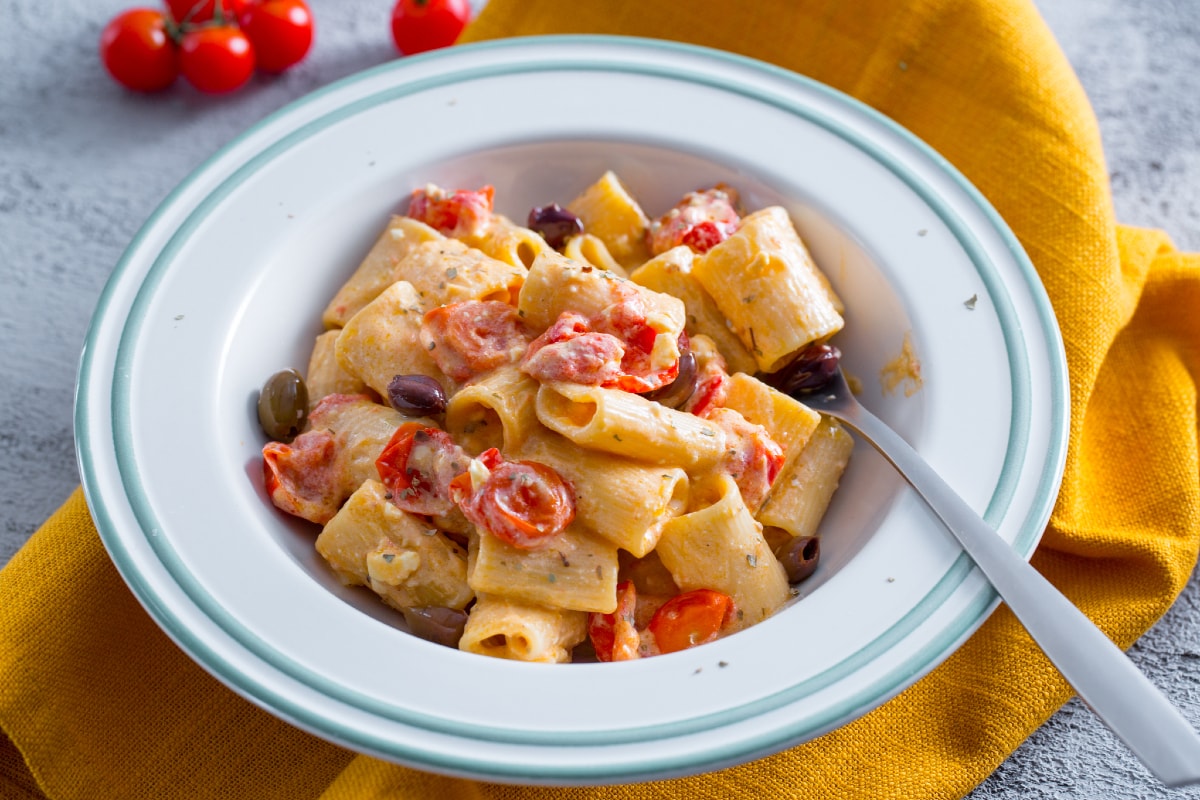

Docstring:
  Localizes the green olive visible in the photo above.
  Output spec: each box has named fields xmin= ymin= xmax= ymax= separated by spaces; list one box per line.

xmin=257 ymin=368 xmax=309 ymax=442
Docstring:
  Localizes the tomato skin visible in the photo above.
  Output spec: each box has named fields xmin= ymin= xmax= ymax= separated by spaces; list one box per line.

xmin=459 ymin=460 xmax=575 ymax=549
xmin=376 ymin=422 xmax=466 ymax=516
xmin=239 ymin=0 xmax=314 ymax=73
xmin=179 ymin=24 xmax=255 ymax=93
xmin=588 ymin=581 xmax=640 ymax=662
xmin=647 ymin=589 xmax=735 ymax=654
xmin=407 ymin=184 xmax=494 ymax=238
xmin=390 ymin=0 xmax=472 ymax=56
xmin=99 ymin=8 xmax=180 ymax=93
xmin=420 ymin=301 xmax=529 ymax=383
xmin=165 ymin=0 xmax=248 ymax=24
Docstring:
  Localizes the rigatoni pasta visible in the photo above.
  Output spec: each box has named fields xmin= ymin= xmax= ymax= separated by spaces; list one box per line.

xmin=257 ymin=173 xmax=855 ymax=663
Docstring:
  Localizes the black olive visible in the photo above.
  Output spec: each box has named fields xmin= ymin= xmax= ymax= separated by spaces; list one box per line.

xmin=763 ymin=343 xmax=841 ymax=395
xmin=527 ymin=203 xmax=584 ymax=249
xmin=402 ymin=606 xmax=469 ymax=648
xmin=387 ymin=374 xmax=447 ymax=416
xmin=645 ymin=346 xmax=698 ymax=409
xmin=257 ymin=369 xmax=308 ymax=442
xmin=773 ymin=535 xmax=820 ymax=584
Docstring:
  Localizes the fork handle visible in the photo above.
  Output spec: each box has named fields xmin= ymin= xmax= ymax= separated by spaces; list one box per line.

xmin=834 ymin=402 xmax=1200 ymax=788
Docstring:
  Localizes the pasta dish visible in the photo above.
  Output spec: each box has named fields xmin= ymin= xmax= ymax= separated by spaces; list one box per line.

xmin=258 ymin=171 xmax=853 ymax=663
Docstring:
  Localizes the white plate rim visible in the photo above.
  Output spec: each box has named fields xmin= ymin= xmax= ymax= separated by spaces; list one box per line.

xmin=74 ymin=35 xmax=1070 ymax=782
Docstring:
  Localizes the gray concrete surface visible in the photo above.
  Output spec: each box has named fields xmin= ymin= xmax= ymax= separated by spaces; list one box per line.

xmin=1 ymin=0 xmax=1197 ymax=796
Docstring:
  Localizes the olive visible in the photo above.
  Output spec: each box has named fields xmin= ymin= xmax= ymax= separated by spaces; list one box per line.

xmin=387 ymin=374 xmax=447 ymax=416
xmin=257 ymin=369 xmax=308 ymax=442
xmin=402 ymin=606 xmax=469 ymax=648
xmin=763 ymin=343 xmax=841 ymax=396
xmin=774 ymin=535 xmax=820 ymax=584
xmin=645 ymin=346 xmax=698 ymax=410
xmin=527 ymin=203 xmax=584 ymax=249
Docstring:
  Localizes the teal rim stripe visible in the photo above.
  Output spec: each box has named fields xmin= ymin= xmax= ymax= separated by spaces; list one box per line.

xmin=77 ymin=35 xmax=1069 ymax=778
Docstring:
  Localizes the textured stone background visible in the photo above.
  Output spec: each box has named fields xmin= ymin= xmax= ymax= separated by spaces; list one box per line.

xmin=1 ymin=1 xmax=1197 ymax=796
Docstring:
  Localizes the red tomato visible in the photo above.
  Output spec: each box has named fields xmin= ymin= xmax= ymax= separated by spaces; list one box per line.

xmin=165 ymin=0 xmax=247 ymax=24
xmin=179 ymin=24 xmax=255 ymax=93
xmin=588 ymin=581 xmax=640 ymax=662
xmin=420 ymin=301 xmax=530 ymax=383
xmin=647 ymin=589 xmax=735 ymax=654
xmin=646 ymin=185 xmax=742 ymax=256
xmin=376 ymin=423 xmax=467 ymax=516
xmin=390 ymin=0 xmax=472 ymax=56
xmin=407 ymin=184 xmax=494 ymax=237
xmin=239 ymin=0 xmax=314 ymax=73
xmin=459 ymin=460 xmax=575 ymax=549
xmin=99 ymin=8 xmax=180 ymax=92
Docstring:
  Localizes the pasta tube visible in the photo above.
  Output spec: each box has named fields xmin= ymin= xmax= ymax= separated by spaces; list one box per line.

xmin=468 ymin=524 xmax=620 ymax=614
xmin=394 ymin=238 xmax=526 ymax=308
xmin=655 ymin=473 xmax=790 ymax=629
xmin=562 ymin=233 xmax=629 ymax=279
xmin=517 ymin=250 xmax=685 ymax=337
xmin=566 ymin=170 xmax=651 ymax=269
xmin=334 ymin=281 xmax=448 ymax=398
xmin=514 ymin=428 xmax=689 ymax=558
xmin=459 ymin=593 xmax=587 ymax=663
xmin=629 ymin=245 xmax=758 ymax=375
xmin=315 ymin=480 xmax=473 ymax=612
xmin=462 ymin=215 xmax=551 ymax=269
xmin=535 ymin=381 xmax=724 ymax=471
xmin=444 ymin=364 xmax=540 ymax=455
xmin=722 ymin=372 xmax=822 ymax=478
xmin=322 ymin=215 xmax=443 ymax=329
xmin=306 ymin=329 xmax=370 ymax=409
xmin=692 ymin=206 xmax=844 ymax=372
xmin=757 ymin=417 xmax=854 ymax=540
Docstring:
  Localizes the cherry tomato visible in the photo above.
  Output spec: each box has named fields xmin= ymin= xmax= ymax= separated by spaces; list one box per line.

xmin=407 ymin=184 xmax=494 ymax=237
xmin=239 ymin=0 xmax=314 ymax=73
xmin=376 ymin=422 xmax=466 ymax=516
xmin=165 ymin=0 xmax=247 ymax=24
xmin=647 ymin=589 xmax=735 ymax=654
xmin=458 ymin=460 xmax=575 ymax=549
xmin=588 ymin=581 xmax=640 ymax=662
xmin=646 ymin=185 xmax=742 ymax=256
xmin=420 ymin=301 xmax=529 ymax=383
xmin=390 ymin=0 xmax=472 ymax=56
xmin=99 ymin=8 xmax=180 ymax=92
xmin=179 ymin=24 xmax=255 ymax=93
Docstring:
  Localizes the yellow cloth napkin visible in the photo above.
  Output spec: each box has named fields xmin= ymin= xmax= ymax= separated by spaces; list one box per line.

xmin=3 ymin=0 xmax=1199 ymax=797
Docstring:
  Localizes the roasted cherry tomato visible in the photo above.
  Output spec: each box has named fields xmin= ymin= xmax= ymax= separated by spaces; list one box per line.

xmin=407 ymin=184 xmax=494 ymax=238
xmin=588 ymin=581 xmax=640 ymax=662
xmin=390 ymin=0 xmax=472 ymax=56
xmin=646 ymin=185 xmax=741 ymax=256
xmin=458 ymin=459 xmax=575 ymax=549
xmin=165 ymin=0 xmax=247 ymax=24
xmin=647 ymin=589 xmax=735 ymax=654
xmin=375 ymin=422 xmax=467 ymax=516
xmin=179 ymin=23 xmax=255 ymax=93
xmin=99 ymin=8 xmax=180 ymax=92
xmin=238 ymin=0 xmax=314 ymax=73
xmin=420 ymin=300 xmax=530 ymax=383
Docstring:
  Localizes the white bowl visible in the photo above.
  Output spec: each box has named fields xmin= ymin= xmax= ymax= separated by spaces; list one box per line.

xmin=75 ymin=36 xmax=1068 ymax=784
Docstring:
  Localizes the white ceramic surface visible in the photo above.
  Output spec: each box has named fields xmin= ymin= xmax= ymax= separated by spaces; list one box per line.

xmin=75 ymin=36 xmax=1068 ymax=784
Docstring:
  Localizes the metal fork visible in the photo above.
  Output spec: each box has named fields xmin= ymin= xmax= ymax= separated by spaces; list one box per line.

xmin=801 ymin=367 xmax=1200 ymax=788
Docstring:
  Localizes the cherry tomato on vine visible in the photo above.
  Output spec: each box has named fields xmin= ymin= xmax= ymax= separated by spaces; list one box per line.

xmin=165 ymin=0 xmax=247 ymax=24
xmin=99 ymin=8 xmax=180 ymax=92
xmin=179 ymin=24 xmax=255 ymax=93
xmin=390 ymin=0 xmax=471 ymax=56
xmin=239 ymin=0 xmax=314 ymax=73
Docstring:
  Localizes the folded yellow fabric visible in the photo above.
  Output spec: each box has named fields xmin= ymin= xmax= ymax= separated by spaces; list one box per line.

xmin=2 ymin=0 xmax=1198 ymax=798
